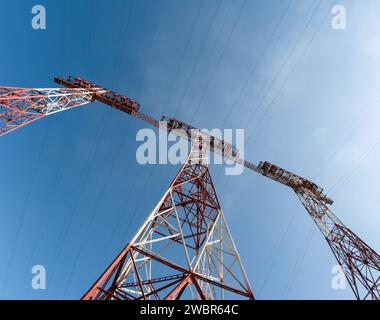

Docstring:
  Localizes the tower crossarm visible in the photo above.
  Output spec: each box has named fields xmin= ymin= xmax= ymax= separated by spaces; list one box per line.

xmin=157 ymin=117 xmax=333 ymax=207
xmin=3 ymin=76 xmax=380 ymax=300
xmin=254 ymin=161 xmax=333 ymax=205
xmin=54 ymin=76 xmax=140 ymax=115
xmin=161 ymin=116 xmax=240 ymax=160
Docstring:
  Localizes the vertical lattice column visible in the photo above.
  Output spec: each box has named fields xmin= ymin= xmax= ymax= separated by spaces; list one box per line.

xmin=297 ymin=188 xmax=380 ymax=300
xmin=82 ymin=136 xmax=254 ymax=300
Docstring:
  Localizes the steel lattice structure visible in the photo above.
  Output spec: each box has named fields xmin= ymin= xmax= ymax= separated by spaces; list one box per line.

xmin=82 ymin=136 xmax=254 ymax=300
xmin=1 ymin=76 xmax=379 ymax=300
xmin=0 ymin=86 xmax=104 ymax=136
xmin=296 ymin=188 xmax=380 ymax=300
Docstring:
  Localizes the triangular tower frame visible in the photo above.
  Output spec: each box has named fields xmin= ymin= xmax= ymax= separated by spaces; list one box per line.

xmin=82 ymin=135 xmax=254 ymax=300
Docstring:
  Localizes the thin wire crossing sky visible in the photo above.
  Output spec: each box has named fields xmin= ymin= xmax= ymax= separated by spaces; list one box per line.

xmin=0 ymin=0 xmax=380 ymax=299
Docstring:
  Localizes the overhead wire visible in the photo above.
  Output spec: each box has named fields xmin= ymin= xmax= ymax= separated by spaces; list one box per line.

xmin=161 ymin=0 xmax=205 ymax=116
xmin=219 ymin=0 xmax=294 ymax=130
xmin=43 ymin=0 xmax=131 ymax=298
xmin=189 ymin=0 xmax=248 ymax=124
xmin=62 ymin=1 xmax=156 ymax=298
xmin=99 ymin=0 xmax=165 ymax=262
xmin=12 ymin=0 xmax=369 ymax=300
xmin=68 ymin=0 xmax=206 ymax=295
xmin=221 ymin=0 xmax=336 ymax=298
xmin=137 ymin=0 xmax=165 ymax=99
xmin=283 ymin=122 xmax=380 ymax=299
xmin=244 ymin=0 xmax=324 ymax=145
xmin=0 ymin=122 xmax=51 ymax=296
xmin=257 ymin=204 xmax=299 ymax=296
xmin=173 ymin=0 xmax=223 ymax=118
xmin=93 ymin=0 xmax=231 ymax=284
xmin=281 ymin=131 xmax=380 ymax=299
xmin=213 ymin=0 xmax=295 ymax=187
xmin=19 ymin=0 xmax=101 ymax=299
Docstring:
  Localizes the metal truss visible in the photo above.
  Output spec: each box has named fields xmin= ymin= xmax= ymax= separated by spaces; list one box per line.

xmin=82 ymin=136 xmax=254 ymax=300
xmin=297 ymin=188 xmax=380 ymax=300
xmin=3 ymin=77 xmax=379 ymax=300
xmin=0 ymin=86 xmax=103 ymax=136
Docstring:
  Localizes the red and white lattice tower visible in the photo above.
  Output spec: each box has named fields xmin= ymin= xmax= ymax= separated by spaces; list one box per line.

xmin=256 ymin=162 xmax=380 ymax=300
xmin=296 ymin=188 xmax=380 ymax=300
xmin=0 ymin=86 xmax=106 ymax=136
xmin=82 ymin=135 xmax=255 ymax=300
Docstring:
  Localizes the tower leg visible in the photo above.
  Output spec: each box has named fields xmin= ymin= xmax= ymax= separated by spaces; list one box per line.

xmin=297 ymin=188 xmax=380 ymax=300
xmin=82 ymin=136 xmax=255 ymax=300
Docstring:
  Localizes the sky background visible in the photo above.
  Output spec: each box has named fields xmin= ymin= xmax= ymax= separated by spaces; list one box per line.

xmin=1 ymin=0 xmax=380 ymax=300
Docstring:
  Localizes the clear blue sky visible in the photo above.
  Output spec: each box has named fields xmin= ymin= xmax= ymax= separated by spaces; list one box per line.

xmin=0 ymin=0 xmax=380 ymax=300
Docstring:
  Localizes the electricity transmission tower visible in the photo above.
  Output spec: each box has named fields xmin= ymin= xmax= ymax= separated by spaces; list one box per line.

xmin=1 ymin=76 xmax=379 ymax=299
xmin=0 ymin=86 xmax=104 ymax=136
xmin=296 ymin=188 xmax=380 ymax=300
xmin=82 ymin=136 xmax=254 ymax=300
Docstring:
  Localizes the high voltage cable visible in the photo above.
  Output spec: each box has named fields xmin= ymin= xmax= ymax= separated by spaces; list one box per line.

xmin=214 ymin=0 xmax=296 ymax=186
xmin=18 ymin=121 xmax=74 ymax=298
xmin=283 ymin=224 xmax=316 ymax=299
xmin=116 ymin=1 xmax=248 ymax=273
xmin=218 ymin=0 xmax=335 ymax=298
xmin=220 ymin=0 xmax=294 ymax=130
xmin=7 ymin=0 xmax=375 ymax=300
xmin=190 ymin=0 xmax=248 ymax=124
xmin=61 ymin=1 xmax=150 ymax=297
xmin=137 ymin=0 xmax=165 ymax=99
xmin=0 ymin=123 xmax=51 ymax=295
xmin=329 ymin=135 xmax=380 ymax=196
xmin=63 ymin=1 xmax=203 ymax=296
xmin=174 ymin=0 xmax=223 ymax=118
xmin=257 ymin=205 xmax=299 ymax=296
xmin=43 ymin=0 xmax=131 ymax=298
xmin=86 ymin=1 xmax=222 ymax=287
xmin=98 ymin=0 xmax=209 ymax=262
xmin=19 ymin=0 xmax=102 ymax=299
xmin=85 ymin=0 xmax=166 ymax=292
xmin=161 ymin=0 xmax=205 ymax=116
xmin=244 ymin=0 xmax=324 ymax=144
xmin=281 ymin=133 xmax=380 ymax=298
xmin=283 ymin=127 xmax=380 ymax=298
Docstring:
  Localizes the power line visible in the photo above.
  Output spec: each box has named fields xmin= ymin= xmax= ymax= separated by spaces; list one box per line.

xmin=329 ymin=135 xmax=380 ymax=196
xmin=220 ymin=0 xmax=294 ymax=129
xmin=81 ymin=1 xmax=166 ymax=292
xmin=257 ymin=204 xmax=299 ymax=296
xmin=62 ymin=1 xmax=207 ymax=296
xmin=43 ymin=0 xmax=131 ymax=298
xmin=283 ymin=123 xmax=380 ymax=298
xmin=234 ymin=0 xmax=336 ymax=298
xmin=283 ymin=224 xmax=316 ymax=299
xmin=62 ymin=1 xmax=149 ymax=298
xmin=18 ymin=121 xmax=74 ymax=298
xmin=137 ymin=0 xmax=165 ymax=99
xmin=161 ymin=0 xmax=205 ymax=116
xmin=213 ymin=0 xmax=296 ymax=187
xmin=0 ymin=122 xmax=51 ymax=296
xmin=310 ymin=95 xmax=380 ymax=181
xmin=174 ymin=0 xmax=223 ymax=118
xmin=244 ymin=0 xmax=324 ymax=145
xmin=189 ymin=0 xmax=248 ymax=124
xmin=18 ymin=0 xmax=102 ymax=299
